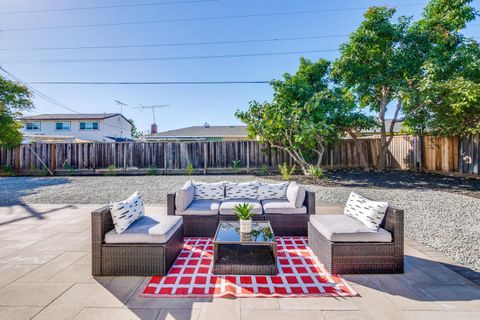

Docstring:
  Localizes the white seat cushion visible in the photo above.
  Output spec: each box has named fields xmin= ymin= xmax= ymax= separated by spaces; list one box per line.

xmin=105 ymin=213 xmax=182 ymax=244
xmin=262 ymin=199 xmax=307 ymax=214
xmin=176 ymin=199 xmax=220 ymax=216
xmin=309 ymin=215 xmax=392 ymax=243
xmin=220 ymin=199 xmax=263 ymax=215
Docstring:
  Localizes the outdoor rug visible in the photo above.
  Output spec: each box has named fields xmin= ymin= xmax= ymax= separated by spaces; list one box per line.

xmin=142 ymin=237 xmax=357 ymax=298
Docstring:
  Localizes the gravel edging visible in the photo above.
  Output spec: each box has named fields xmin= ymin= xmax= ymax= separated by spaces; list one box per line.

xmin=0 ymin=173 xmax=479 ymax=271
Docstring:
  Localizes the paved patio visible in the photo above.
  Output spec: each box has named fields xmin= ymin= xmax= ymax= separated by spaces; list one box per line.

xmin=0 ymin=204 xmax=479 ymax=320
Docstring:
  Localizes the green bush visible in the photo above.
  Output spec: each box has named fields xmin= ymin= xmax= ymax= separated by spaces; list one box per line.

xmin=258 ymin=164 xmax=269 ymax=176
xmin=308 ymin=165 xmax=324 ymax=178
xmin=106 ymin=164 xmax=116 ymax=176
xmin=63 ymin=162 xmax=73 ymax=172
xmin=278 ymin=162 xmax=296 ymax=180
xmin=232 ymin=160 xmax=241 ymax=173
xmin=186 ymin=163 xmax=194 ymax=175
xmin=147 ymin=165 xmax=158 ymax=175
xmin=1 ymin=165 xmax=14 ymax=176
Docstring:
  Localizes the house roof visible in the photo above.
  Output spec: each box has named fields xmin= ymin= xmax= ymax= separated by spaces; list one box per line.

xmin=148 ymin=125 xmax=248 ymax=138
xmin=365 ymin=119 xmax=405 ymax=133
xmin=20 ymin=113 xmax=122 ymax=121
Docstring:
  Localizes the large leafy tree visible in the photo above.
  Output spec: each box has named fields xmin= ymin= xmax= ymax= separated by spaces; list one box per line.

xmin=236 ymin=58 xmax=376 ymax=174
xmin=0 ymin=75 xmax=33 ymax=148
xmin=332 ymin=6 xmax=413 ymax=171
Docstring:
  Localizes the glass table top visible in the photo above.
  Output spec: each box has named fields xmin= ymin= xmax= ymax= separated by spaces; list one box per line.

xmin=214 ymin=221 xmax=276 ymax=244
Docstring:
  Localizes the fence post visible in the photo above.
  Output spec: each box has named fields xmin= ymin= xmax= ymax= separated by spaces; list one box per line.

xmin=50 ymin=144 xmax=56 ymax=173
xmin=203 ymin=143 xmax=207 ymax=175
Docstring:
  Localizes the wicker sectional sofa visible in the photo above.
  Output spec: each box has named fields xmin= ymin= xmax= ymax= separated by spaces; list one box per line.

xmin=167 ymin=181 xmax=316 ymax=237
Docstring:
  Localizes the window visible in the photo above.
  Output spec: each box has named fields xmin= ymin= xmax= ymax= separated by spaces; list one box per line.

xmin=55 ymin=122 xmax=71 ymax=131
xmin=25 ymin=122 xmax=41 ymax=131
xmin=79 ymin=122 xmax=99 ymax=130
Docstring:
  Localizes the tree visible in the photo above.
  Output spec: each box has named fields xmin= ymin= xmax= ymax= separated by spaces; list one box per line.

xmin=129 ymin=119 xmax=143 ymax=139
xmin=236 ymin=58 xmax=376 ymax=174
xmin=332 ymin=6 xmax=413 ymax=171
xmin=0 ymin=76 xmax=33 ymax=148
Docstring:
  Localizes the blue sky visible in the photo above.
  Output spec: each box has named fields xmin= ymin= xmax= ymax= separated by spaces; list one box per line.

xmin=1 ymin=0 xmax=479 ymax=133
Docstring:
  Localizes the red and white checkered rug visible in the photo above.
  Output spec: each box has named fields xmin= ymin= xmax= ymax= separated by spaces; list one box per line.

xmin=142 ymin=237 xmax=357 ymax=298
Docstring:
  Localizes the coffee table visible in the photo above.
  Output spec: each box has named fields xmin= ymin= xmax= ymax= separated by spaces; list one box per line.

xmin=212 ymin=221 xmax=278 ymax=275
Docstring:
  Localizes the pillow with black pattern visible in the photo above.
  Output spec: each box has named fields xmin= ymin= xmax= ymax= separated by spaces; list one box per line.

xmin=257 ymin=182 xmax=289 ymax=200
xmin=110 ymin=192 xmax=145 ymax=234
xmin=225 ymin=181 xmax=259 ymax=199
xmin=193 ymin=181 xmax=226 ymax=200
xmin=344 ymin=192 xmax=388 ymax=231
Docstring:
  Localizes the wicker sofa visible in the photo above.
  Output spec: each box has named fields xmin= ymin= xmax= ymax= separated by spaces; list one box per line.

xmin=91 ymin=206 xmax=184 ymax=276
xmin=308 ymin=206 xmax=404 ymax=274
xmin=167 ymin=181 xmax=315 ymax=237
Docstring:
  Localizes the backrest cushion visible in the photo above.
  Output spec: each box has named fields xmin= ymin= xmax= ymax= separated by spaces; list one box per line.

xmin=110 ymin=192 xmax=145 ymax=234
xmin=286 ymin=181 xmax=306 ymax=208
xmin=257 ymin=182 xmax=289 ymax=200
xmin=193 ymin=181 xmax=226 ymax=200
xmin=344 ymin=192 xmax=388 ymax=231
xmin=176 ymin=180 xmax=195 ymax=211
xmin=225 ymin=181 xmax=259 ymax=199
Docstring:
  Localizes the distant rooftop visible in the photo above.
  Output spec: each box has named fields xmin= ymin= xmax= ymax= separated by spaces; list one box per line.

xmin=20 ymin=113 xmax=123 ymax=121
xmin=145 ymin=125 xmax=248 ymax=140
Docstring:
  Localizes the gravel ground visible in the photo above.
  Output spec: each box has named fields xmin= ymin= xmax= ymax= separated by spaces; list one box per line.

xmin=0 ymin=173 xmax=479 ymax=271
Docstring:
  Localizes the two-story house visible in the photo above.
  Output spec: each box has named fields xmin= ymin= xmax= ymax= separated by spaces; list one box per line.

xmin=19 ymin=113 xmax=134 ymax=143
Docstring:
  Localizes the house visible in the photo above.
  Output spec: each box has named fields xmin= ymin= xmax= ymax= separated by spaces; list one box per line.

xmin=19 ymin=113 xmax=133 ymax=143
xmin=141 ymin=123 xmax=249 ymax=142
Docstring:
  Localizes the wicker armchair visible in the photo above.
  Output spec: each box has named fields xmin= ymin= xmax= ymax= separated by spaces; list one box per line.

xmin=308 ymin=207 xmax=404 ymax=274
xmin=92 ymin=206 xmax=184 ymax=276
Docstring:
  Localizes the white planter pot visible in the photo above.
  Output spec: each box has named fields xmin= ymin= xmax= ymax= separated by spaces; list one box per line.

xmin=239 ymin=219 xmax=252 ymax=233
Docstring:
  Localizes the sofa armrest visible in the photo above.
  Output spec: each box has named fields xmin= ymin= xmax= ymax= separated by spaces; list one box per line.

xmin=384 ymin=206 xmax=404 ymax=271
xmin=304 ymin=190 xmax=316 ymax=215
xmin=167 ymin=192 xmax=176 ymax=216
xmin=91 ymin=206 xmax=114 ymax=276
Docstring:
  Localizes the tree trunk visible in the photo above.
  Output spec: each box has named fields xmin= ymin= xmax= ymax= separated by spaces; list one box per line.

xmin=348 ymin=130 xmax=370 ymax=172
xmin=376 ymin=87 xmax=390 ymax=171
xmin=377 ymin=97 xmax=402 ymax=171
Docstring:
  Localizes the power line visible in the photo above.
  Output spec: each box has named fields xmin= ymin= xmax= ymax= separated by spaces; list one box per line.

xmin=0 ymin=34 xmax=349 ymax=51
xmin=0 ymin=48 xmax=339 ymax=64
xmin=0 ymin=4 xmax=423 ymax=32
xmin=0 ymin=66 xmax=133 ymax=132
xmin=27 ymin=81 xmax=271 ymax=85
xmin=0 ymin=0 xmax=220 ymax=15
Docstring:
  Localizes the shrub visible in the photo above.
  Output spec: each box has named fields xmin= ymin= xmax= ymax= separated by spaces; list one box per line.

xmin=147 ymin=165 xmax=158 ymax=175
xmin=186 ymin=163 xmax=194 ymax=175
xmin=232 ymin=160 xmax=241 ymax=173
xmin=258 ymin=164 xmax=269 ymax=176
xmin=278 ymin=162 xmax=296 ymax=180
xmin=1 ymin=165 xmax=14 ymax=176
xmin=106 ymin=164 xmax=116 ymax=176
xmin=308 ymin=165 xmax=324 ymax=178
xmin=63 ymin=162 xmax=73 ymax=172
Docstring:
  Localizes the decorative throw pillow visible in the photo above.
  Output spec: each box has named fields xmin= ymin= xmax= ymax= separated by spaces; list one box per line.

xmin=176 ymin=180 xmax=194 ymax=211
xmin=193 ymin=181 xmax=226 ymax=200
xmin=225 ymin=181 xmax=259 ymax=199
xmin=257 ymin=182 xmax=289 ymax=200
xmin=344 ymin=192 xmax=388 ymax=231
xmin=110 ymin=192 xmax=145 ymax=234
xmin=286 ymin=181 xmax=306 ymax=208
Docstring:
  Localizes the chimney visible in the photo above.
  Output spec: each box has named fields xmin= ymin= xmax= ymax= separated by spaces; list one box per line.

xmin=204 ymin=122 xmax=210 ymax=128
xmin=151 ymin=123 xmax=158 ymax=134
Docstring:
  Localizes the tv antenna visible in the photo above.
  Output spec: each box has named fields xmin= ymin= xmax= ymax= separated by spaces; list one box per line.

xmin=134 ymin=104 xmax=170 ymax=125
xmin=114 ymin=99 xmax=128 ymax=114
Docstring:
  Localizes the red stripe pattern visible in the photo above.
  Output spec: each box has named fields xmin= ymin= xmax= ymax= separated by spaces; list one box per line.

xmin=142 ymin=237 xmax=357 ymax=298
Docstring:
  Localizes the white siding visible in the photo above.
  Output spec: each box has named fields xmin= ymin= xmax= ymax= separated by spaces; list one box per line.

xmin=20 ymin=115 xmax=133 ymax=142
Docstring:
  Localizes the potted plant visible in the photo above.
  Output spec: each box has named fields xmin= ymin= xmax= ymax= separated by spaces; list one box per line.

xmin=233 ymin=203 xmax=255 ymax=233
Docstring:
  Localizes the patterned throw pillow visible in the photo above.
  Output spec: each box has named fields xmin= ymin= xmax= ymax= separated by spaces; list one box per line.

xmin=110 ymin=192 xmax=145 ymax=234
xmin=225 ymin=181 xmax=259 ymax=199
xmin=193 ymin=181 xmax=226 ymax=200
xmin=344 ymin=192 xmax=388 ymax=231
xmin=257 ymin=182 xmax=289 ymax=200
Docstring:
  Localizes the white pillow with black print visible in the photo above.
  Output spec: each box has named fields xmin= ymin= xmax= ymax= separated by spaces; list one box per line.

xmin=193 ymin=181 xmax=226 ymax=200
xmin=225 ymin=181 xmax=259 ymax=199
xmin=344 ymin=192 xmax=388 ymax=231
xmin=257 ymin=182 xmax=289 ymax=200
xmin=110 ymin=192 xmax=145 ymax=234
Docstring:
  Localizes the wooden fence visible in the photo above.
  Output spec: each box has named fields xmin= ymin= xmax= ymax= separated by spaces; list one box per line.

xmin=0 ymin=135 xmax=478 ymax=175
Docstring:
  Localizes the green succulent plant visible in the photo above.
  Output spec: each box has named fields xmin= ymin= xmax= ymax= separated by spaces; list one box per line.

xmin=232 ymin=203 xmax=255 ymax=220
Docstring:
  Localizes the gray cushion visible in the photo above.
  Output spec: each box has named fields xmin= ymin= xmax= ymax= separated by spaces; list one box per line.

xmin=220 ymin=199 xmax=263 ymax=215
xmin=175 ymin=181 xmax=194 ymax=211
xmin=176 ymin=199 xmax=220 ymax=216
xmin=309 ymin=214 xmax=392 ymax=242
xmin=286 ymin=182 xmax=306 ymax=208
xmin=262 ymin=199 xmax=307 ymax=214
xmin=105 ymin=213 xmax=182 ymax=244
